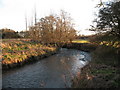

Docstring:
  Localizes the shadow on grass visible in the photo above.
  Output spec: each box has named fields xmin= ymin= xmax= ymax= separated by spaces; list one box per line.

xmin=62 ymin=43 xmax=98 ymax=52
xmin=91 ymin=45 xmax=119 ymax=67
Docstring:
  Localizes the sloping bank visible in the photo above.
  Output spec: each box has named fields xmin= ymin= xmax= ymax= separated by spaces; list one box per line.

xmin=71 ymin=42 xmax=120 ymax=88
xmin=2 ymin=39 xmax=59 ymax=70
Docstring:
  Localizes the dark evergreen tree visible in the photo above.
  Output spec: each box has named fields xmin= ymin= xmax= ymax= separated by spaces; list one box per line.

xmin=91 ymin=1 xmax=120 ymax=38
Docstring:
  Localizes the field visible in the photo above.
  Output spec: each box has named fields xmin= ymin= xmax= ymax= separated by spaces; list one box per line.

xmin=72 ymin=39 xmax=90 ymax=44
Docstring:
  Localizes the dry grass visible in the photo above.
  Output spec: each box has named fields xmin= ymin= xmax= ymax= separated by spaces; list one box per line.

xmin=1 ymin=39 xmax=57 ymax=66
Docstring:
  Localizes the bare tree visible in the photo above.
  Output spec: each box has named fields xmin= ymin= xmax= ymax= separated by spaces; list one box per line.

xmin=28 ymin=10 xmax=77 ymax=46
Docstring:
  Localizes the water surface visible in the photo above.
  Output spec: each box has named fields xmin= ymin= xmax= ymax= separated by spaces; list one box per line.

xmin=3 ymin=48 xmax=91 ymax=88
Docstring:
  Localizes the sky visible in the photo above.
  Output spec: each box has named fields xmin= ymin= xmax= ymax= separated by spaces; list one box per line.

xmin=0 ymin=0 xmax=110 ymax=35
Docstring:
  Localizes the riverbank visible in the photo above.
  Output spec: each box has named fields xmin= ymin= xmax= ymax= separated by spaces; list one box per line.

xmin=72 ymin=39 xmax=120 ymax=88
xmin=1 ymin=39 xmax=58 ymax=70
xmin=62 ymin=42 xmax=98 ymax=52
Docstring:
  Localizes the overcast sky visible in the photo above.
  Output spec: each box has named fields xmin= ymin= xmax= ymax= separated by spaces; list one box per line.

xmin=0 ymin=0 xmax=110 ymax=35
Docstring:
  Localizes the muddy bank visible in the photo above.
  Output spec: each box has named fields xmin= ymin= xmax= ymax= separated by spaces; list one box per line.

xmin=72 ymin=45 xmax=120 ymax=88
xmin=2 ymin=48 xmax=59 ymax=70
xmin=72 ymin=62 xmax=119 ymax=88
xmin=62 ymin=43 xmax=98 ymax=52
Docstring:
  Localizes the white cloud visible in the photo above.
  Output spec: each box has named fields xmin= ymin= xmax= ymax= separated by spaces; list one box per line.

xmin=0 ymin=0 xmax=102 ymax=35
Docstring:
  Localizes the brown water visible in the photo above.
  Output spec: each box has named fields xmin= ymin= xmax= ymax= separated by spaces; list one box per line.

xmin=2 ymin=48 xmax=91 ymax=88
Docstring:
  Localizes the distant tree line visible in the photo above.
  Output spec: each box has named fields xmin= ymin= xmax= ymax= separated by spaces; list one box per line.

xmin=0 ymin=28 xmax=21 ymax=39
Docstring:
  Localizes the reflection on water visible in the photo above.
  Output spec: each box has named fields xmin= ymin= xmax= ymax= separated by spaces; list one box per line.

xmin=2 ymin=48 xmax=91 ymax=88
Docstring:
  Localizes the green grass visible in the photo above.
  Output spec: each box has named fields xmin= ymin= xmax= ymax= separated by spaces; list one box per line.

xmin=91 ymin=68 xmax=116 ymax=75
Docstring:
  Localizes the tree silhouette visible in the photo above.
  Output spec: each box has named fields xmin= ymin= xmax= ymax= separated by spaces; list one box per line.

xmin=91 ymin=1 xmax=120 ymax=38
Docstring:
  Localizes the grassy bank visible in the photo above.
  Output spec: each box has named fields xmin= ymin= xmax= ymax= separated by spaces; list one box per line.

xmin=72 ymin=36 xmax=120 ymax=88
xmin=1 ymin=39 xmax=58 ymax=70
xmin=63 ymin=39 xmax=98 ymax=52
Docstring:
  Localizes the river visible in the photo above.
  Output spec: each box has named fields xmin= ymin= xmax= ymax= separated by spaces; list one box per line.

xmin=2 ymin=48 xmax=91 ymax=88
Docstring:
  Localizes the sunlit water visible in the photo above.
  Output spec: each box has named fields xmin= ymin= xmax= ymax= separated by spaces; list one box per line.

xmin=2 ymin=48 xmax=91 ymax=88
